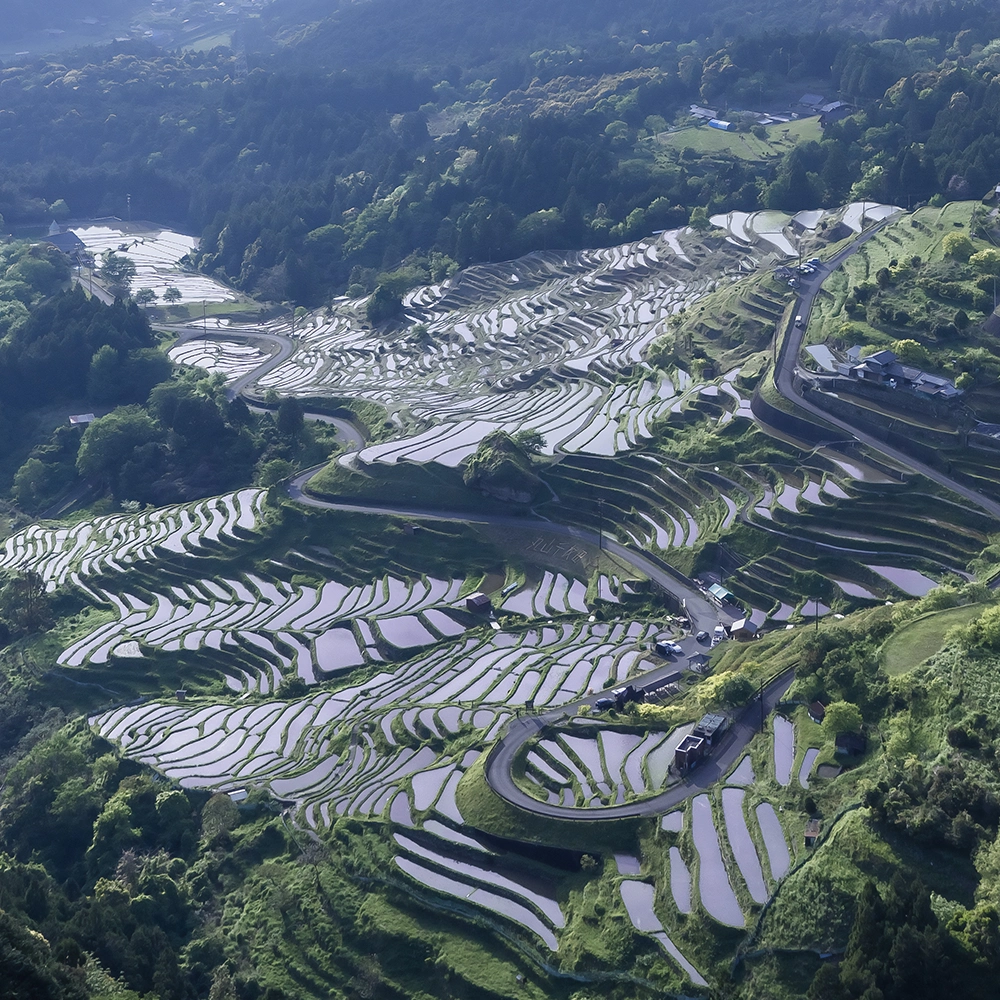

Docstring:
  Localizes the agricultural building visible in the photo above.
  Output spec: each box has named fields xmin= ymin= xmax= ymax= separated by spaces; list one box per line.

xmin=69 ymin=413 xmax=96 ymax=426
xmin=808 ymin=701 xmax=826 ymax=724
xmin=708 ymin=583 xmax=740 ymax=609
xmin=799 ymin=93 xmax=825 ymax=107
xmin=708 ymin=118 xmax=735 ymax=131
xmin=466 ymin=591 xmax=492 ymax=612
xmin=804 ymin=818 xmax=821 ymax=847
xmin=689 ymin=105 xmax=717 ymax=119
xmin=674 ymin=733 xmax=707 ymax=771
xmin=693 ymin=713 xmax=728 ymax=746
xmin=43 ymin=223 xmax=86 ymax=258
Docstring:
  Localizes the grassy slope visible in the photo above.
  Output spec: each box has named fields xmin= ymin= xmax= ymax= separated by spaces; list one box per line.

xmin=655 ymin=117 xmax=823 ymax=161
xmin=881 ymin=602 xmax=989 ymax=676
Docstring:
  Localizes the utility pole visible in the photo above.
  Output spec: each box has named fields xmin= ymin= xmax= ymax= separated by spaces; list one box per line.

xmin=760 ymin=678 xmax=765 ymax=732
xmin=814 ymin=599 xmax=820 ymax=633
xmin=203 ymin=300 xmax=207 ymax=337
xmin=597 ymin=499 xmax=604 ymax=553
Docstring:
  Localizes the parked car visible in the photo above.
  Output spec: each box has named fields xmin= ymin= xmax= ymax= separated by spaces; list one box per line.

xmin=594 ymin=697 xmax=614 ymax=711
xmin=696 ymin=630 xmax=709 ymax=642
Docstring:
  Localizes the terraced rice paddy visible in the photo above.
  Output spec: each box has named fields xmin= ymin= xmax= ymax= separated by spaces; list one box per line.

xmin=72 ymin=223 xmax=238 ymax=303
xmin=60 ymin=570 xmax=474 ymax=691
xmin=168 ymin=338 xmax=271 ymax=383
xmin=173 ymin=227 xmax=764 ymax=472
xmin=709 ymin=202 xmax=901 ymax=254
xmin=91 ymin=619 xmax=661 ymax=821
xmin=523 ymin=722 xmax=694 ymax=806
xmin=0 ymin=489 xmax=267 ymax=595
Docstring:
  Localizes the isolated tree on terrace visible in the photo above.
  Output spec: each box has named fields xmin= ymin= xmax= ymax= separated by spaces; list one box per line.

xmin=134 ymin=287 xmax=157 ymax=304
xmin=98 ymin=251 xmax=136 ymax=298
xmin=163 ymin=286 xmax=182 ymax=304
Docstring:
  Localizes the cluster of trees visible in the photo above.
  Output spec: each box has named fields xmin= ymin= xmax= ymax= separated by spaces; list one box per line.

xmin=0 ymin=724 xmax=296 ymax=999
xmin=807 ymin=876 xmax=976 ymax=1000
xmin=45 ymin=372 xmax=337 ymax=508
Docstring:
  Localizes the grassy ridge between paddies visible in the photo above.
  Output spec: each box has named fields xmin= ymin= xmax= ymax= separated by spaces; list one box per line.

xmin=306 ymin=452 xmax=532 ymax=515
xmin=456 ymin=751 xmax=645 ymax=853
xmin=881 ymin=602 xmax=990 ymax=676
xmin=654 ymin=116 xmax=823 ymax=162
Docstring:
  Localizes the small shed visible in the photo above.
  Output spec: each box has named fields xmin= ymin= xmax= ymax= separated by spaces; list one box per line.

xmin=175 ymin=689 xmax=188 ymax=701
xmin=804 ymin=818 xmax=821 ymax=847
xmin=835 ymin=732 xmax=867 ymax=756
xmin=465 ymin=591 xmax=492 ymax=612
xmin=687 ymin=652 xmax=711 ymax=672
xmin=708 ymin=119 xmax=734 ymax=131
xmin=69 ymin=413 xmax=96 ymax=426
xmin=808 ymin=701 xmax=826 ymax=724
xmin=731 ymin=609 xmax=767 ymax=639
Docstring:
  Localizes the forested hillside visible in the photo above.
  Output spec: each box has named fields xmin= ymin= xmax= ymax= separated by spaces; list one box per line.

xmin=0 ymin=4 xmax=999 ymax=307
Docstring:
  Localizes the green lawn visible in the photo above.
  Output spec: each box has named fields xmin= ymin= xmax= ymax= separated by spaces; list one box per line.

xmin=881 ymin=603 xmax=987 ymax=676
xmin=655 ymin=116 xmax=822 ymax=161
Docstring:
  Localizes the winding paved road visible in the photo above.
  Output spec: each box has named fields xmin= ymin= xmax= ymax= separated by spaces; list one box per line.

xmin=776 ymin=222 xmax=1000 ymax=521
xmin=186 ymin=211 xmax=1000 ymax=823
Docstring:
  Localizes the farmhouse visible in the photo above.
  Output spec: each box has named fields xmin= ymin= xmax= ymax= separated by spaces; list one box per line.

xmin=804 ymin=818 xmax=822 ymax=847
xmin=840 ymin=348 xmax=962 ymax=399
xmin=808 ymin=701 xmax=826 ymax=724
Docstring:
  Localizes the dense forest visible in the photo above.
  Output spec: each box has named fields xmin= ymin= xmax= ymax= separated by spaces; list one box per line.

xmin=0 ymin=5 xmax=999 ymax=307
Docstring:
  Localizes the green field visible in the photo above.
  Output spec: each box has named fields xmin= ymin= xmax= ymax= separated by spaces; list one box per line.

xmin=655 ymin=116 xmax=822 ymax=161
xmin=881 ymin=602 xmax=988 ymax=675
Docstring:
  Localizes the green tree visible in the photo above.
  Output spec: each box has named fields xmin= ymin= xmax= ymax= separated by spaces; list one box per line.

xmin=0 ymin=570 xmax=51 ymax=635
xmin=98 ymin=251 xmax=136 ymax=297
xmin=76 ymin=406 xmax=162 ymax=488
xmin=718 ymin=672 xmax=754 ymax=707
xmin=201 ymin=793 xmax=239 ymax=843
xmin=512 ymin=429 xmax=545 ymax=454
xmin=134 ymin=287 xmax=157 ymax=304
xmin=87 ymin=345 xmax=127 ymax=405
xmin=942 ymin=232 xmax=975 ymax=262
xmin=689 ymin=206 xmax=711 ymax=232
xmin=890 ymin=339 xmax=930 ymax=367
xmin=366 ymin=283 xmax=402 ymax=325
xmin=254 ymin=458 xmax=293 ymax=487
xmin=970 ymin=249 xmax=1000 ymax=276
xmin=823 ymin=700 xmax=863 ymax=738
xmin=163 ymin=286 xmax=182 ymax=304
xmin=12 ymin=458 xmax=58 ymax=513
xmin=277 ymin=397 xmax=304 ymax=437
